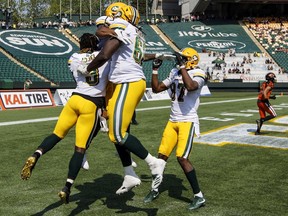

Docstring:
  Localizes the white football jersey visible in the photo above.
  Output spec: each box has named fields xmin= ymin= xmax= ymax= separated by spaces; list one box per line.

xmin=95 ymin=16 xmax=114 ymax=26
xmin=108 ymin=18 xmax=146 ymax=83
xmin=162 ymin=68 xmax=206 ymax=122
xmin=68 ymin=51 xmax=109 ymax=97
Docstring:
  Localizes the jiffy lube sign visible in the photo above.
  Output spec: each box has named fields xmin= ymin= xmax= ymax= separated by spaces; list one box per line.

xmin=0 ymin=30 xmax=73 ymax=56
xmin=158 ymin=21 xmax=260 ymax=53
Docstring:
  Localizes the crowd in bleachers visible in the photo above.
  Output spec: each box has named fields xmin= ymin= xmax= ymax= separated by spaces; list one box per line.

xmin=1 ymin=15 xmax=288 ymax=86
xmin=243 ymin=17 xmax=288 ymax=73
xmin=199 ymin=48 xmax=287 ymax=82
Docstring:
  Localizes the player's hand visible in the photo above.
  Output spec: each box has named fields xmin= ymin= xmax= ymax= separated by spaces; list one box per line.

xmin=112 ymin=29 xmax=132 ymax=45
xmin=152 ymin=59 xmax=163 ymax=70
xmin=174 ymin=52 xmax=185 ymax=66
xmin=155 ymin=53 xmax=175 ymax=61
xmin=269 ymin=95 xmax=276 ymax=100
xmin=77 ymin=64 xmax=88 ymax=75
xmin=89 ymin=70 xmax=97 ymax=76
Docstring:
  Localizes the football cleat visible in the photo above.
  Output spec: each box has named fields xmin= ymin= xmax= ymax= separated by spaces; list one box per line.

xmin=21 ymin=156 xmax=36 ymax=180
xmin=188 ymin=196 xmax=206 ymax=210
xmin=255 ymin=120 xmax=261 ymax=135
xmin=143 ymin=190 xmax=159 ymax=203
xmin=58 ymin=186 xmax=71 ymax=204
xmin=116 ymin=175 xmax=141 ymax=195
xmin=81 ymin=153 xmax=89 ymax=170
xmin=151 ymin=174 xmax=163 ymax=190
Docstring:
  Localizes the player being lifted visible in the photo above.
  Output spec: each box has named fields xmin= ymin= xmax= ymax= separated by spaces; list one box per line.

xmin=143 ymin=48 xmax=206 ymax=210
xmin=21 ymin=33 xmax=109 ymax=204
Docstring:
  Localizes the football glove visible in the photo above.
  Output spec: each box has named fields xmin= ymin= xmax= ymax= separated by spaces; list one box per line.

xmin=174 ymin=52 xmax=185 ymax=66
xmin=77 ymin=64 xmax=97 ymax=76
xmin=155 ymin=53 xmax=176 ymax=61
xmin=111 ymin=29 xmax=132 ymax=45
xmin=262 ymin=99 xmax=269 ymax=103
xmin=152 ymin=59 xmax=163 ymax=70
xmin=77 ymin=64 xmax=88 ymax=75
xmin=269 ymin=95 xmax=276 ymax=100
xmin=98 ymin=108 xmax=109 ymax=133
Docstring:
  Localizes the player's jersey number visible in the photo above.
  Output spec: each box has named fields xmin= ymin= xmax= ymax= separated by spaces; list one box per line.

xmin=85 ymin=69 xmax=100 ymax=86
xmin=133 ymin=35 xmax=145 ymax=65
xmin=170 ymin=82 xmax=186 ymax=102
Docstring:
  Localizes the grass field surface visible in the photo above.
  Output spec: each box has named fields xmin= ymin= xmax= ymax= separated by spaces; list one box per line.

xmin=0 ymin=91 xmax=287 ymax=216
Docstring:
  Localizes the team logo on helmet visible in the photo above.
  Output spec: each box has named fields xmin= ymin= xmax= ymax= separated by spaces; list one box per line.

xmin=105 ymin=2 xmax=127 ymax=18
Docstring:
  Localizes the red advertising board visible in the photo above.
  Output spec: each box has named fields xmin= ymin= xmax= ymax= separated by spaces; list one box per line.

xmin=0 ymin=89 xmax=55 ymax=110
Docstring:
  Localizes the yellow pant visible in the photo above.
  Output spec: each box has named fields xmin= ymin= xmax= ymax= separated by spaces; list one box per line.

xmin=107 ymin=80 xmax=146 ymax=144
xmin=53 ymin=94 xmax=100 ymax=149
xmin=159 ymin=121 xmax=196 ymax=159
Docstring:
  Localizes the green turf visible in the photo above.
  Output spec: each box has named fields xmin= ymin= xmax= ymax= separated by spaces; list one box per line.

xmin=0 ymin=91 xmax=287 ymax=216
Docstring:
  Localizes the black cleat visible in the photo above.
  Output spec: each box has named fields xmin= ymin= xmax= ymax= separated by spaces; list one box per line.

xmin=188 ymin=196 xmax=206 ymax=210
xmin=58 ymin=186 xmax=71 ymax=204
xmin=144 ymin=190 xmax=159 ymax=203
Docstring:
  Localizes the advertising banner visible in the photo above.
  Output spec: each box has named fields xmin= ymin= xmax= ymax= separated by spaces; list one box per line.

xmin=0 ymin=89 xmax=55 ymax=110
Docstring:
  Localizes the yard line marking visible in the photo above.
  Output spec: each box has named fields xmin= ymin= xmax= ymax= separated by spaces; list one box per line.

xmin=0 ymin=117 xmax=58 ymax=126
xmin=0 ymin=97 xmax=256 ymax=127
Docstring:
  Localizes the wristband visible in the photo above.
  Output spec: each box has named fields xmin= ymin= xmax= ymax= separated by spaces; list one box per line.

xmin=152 ymin=70 xmax=158 ymax=75
xmin=179 ymin=65 xmax=186 ymax=69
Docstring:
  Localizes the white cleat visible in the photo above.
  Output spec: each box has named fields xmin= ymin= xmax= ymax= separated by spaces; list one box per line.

xmin=116 ymin=175 xmax=141 ymax=195
xmin=149 ymin=158 xmax=166 ymax=190
xmin=151 ymin=174 xmax=163 ymax=190
xmin=81 ymin=153 xmax=89 ymax=170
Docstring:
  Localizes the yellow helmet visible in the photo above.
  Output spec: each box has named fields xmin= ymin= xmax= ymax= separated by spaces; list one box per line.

xmin=105 ymin=2 xmax=127 ymax=18
xmin=119 ymin=5 xmax=140 ymax=26
xmin=179 ymin=47 xmax=200 ymax=69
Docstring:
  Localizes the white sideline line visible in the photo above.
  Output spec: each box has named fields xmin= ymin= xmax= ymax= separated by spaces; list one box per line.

xmin=0 ymin=97 xmax=256 ymax=127
xmin=0 ymin=117 xmax=58 ymax=126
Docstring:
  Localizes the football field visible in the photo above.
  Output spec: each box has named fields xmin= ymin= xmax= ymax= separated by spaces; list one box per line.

xmin=0 ymin=91 xmax=287 ymax=216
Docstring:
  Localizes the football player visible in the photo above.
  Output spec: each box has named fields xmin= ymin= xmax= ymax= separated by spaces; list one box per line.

xmin=78 ymin=4 xmax=167 ymax=195
xmin=95 ymin=2 xmax=142 ymax=192
xmin=255 ymin=72 xmax=277 ymax=135
xmin=143 ymin=48 xmax=206 ymax=210
xmin=21 ymin=33 xmax=110 ymax=204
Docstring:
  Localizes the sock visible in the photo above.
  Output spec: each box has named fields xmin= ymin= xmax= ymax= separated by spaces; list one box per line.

xmin=122 ymin=134 xmax=148 ymax=159
xmin=38 ymin=133 xmax=62 ymax=154
xmin=32 ymin=149 xmax=42 ymax=160
xmin=263 ymin=115 xmax=275 ymax=122
xmin=115 ymin=144 xmax=132 ymax=167
xmin=194 ymin=191 xmax=203 ymax=198
xmin=65 ymin=179 xmax=73 ymax=191
xmin=68 ymin=151 xmax=84 ymax=180
xmin=144 ymin=153 xmax=156 ymax=164
xmin=185 ymin=169 xmax=201 ymax=195
xmin=124 ymin=166 xmax=137 ymax=177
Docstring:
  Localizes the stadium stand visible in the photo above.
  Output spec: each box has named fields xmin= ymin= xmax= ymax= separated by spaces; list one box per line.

xmin=0 ymin=28 xmax=79 ymax=87
xmin=0 ymin=49 xmax=42 ymax=83
xmin=0 ymin=15 xmax=287 ymax=90
xmin=244 ymin=19 xmax=288 ymax=73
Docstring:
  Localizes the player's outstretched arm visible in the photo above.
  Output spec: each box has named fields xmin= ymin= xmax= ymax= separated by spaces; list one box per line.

xmin=151 ymin=59 xmax=167 ymax=93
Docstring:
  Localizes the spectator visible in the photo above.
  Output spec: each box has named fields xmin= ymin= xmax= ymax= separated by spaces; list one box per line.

xmin=24 ymin=78 xmax=32 ymax=90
